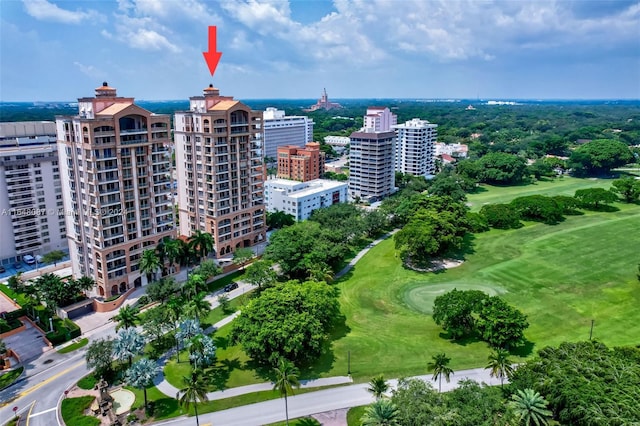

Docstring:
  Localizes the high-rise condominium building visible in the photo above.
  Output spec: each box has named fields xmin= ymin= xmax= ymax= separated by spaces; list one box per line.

xmin=174 ymin=85 xmax=266 ymax=257
xmin=56 ymin=82 xmax=175 ymax=297
xmin=393 ymin=118 xmax=437 ymax=177
xmin=363 ymin=106 xmax=397 ymax=132
xmin=263 ymin=108 xmax=314 ymax=160
xmin=0 ymin=122 xmax=67 ymax=266
xmin=277 ymin=142 xmax=325 ymax=182
xmin=348 ymin=130 xmax=396 ymax=202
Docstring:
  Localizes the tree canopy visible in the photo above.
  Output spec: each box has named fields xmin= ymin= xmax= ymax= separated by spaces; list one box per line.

xmin=568 ymin=139 xmax=633 ymax=176
xmin=611 ymin=177 xmax=640 ymax=203
xmin=574 ymin=188 xmax=618 ymax=210
xmin=230 ymin=280 xmax=340 ymax=365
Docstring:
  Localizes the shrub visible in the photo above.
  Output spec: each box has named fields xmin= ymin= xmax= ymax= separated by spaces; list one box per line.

xmin=480 ymin=204 xmax=522 ymax=229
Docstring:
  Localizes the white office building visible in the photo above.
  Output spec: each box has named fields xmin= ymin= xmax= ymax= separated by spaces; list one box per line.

xmin=348 ymin=130 xmax=396 ymax=202
xmin=0 ymin=122 xmax=67 ymax=267
xmin=393 ymin=118 xmax=437 ymax=178
xmin=264 ymin=178 xmax=348 ymax=221
xmin=263 ymin=108 xmax=314 ymax=160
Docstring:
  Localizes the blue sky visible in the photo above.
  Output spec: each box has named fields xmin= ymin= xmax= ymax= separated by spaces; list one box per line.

xmin=1 ymin=0 xmax=639 ymax=101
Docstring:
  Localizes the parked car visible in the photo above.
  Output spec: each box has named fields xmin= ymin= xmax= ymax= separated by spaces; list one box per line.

xmin=23 ymin=255 xmax=36 ymax=265
xmin=223 ymin=282 xmax=239 ymax=292
xmin=13 ymin=263 xmax=22 ymax=269
xmin=0 ymin=265 xmax=5 ymax=273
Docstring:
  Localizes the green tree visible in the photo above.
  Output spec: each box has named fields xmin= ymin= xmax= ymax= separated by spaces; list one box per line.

xmin=361 ymin=399 xmax=400 ymax=426
xmin=182 ymin=274 xmax=205 ymax=299
xmin=125 ymin=357 xmax=160 ymax=412
xmin=112 ymin=305 xmax=139 ymax=331
xmin=568 ymin=139 xmax=633 ymax=176
xmin=266 ymin=211 xmax=296 ymax=230
xmin=113 ymin=328 xmax=145 ymax=367
xmin=146 ymin=277 xmax=179 ymax=303
xmin=390 ymin=378 xmax=443 ymax=425
xmin=480 ymin=203 xmax=522 ymax=229
xmin=230 ymin=280 xmax=340 ymax=365
xmin=217 ymin=294 xmax=231 ymax=313
xmin=244 ymin=259 xmax=277 ymax=290
xmin=140 ymin=249 xmax=161 ymax=283
xmin=611 ymin=176 xmax=640 ymax=203
xmin=477 ymin=152 xmax=529 ymax=184
xmin=574 ymin=188 xmax=618 ymax=210
xmin=362 ymin=209 xmax=389 ymax=238
xmin=185 ymin=293 xmax=211 ymax=322
xmin=367 ymin=375 xmax=389 ymax=400
xmin=41 ymin=250 xmax=66 ymax=266
xmin=0 ymin=338 xmax=6 ymax=355
xmin=272 ymin=358 xmax=300 ymax=426
xmin=486 ymin=349 xmax=515 ymax=388
xmin=232 ymin=247 xmax=254 ymax=271
xmin=510 ymin=195 xmax=564 ymax=224
xmin=432 ymin=289 xmax=487 ymax=339
xmin=188 ymin=230 xmax=214 ymax=260
xmin=428 ymin=353 xmax=454 ymax=392
xmin=192 ymin=259 xmax=221 ymax=281
xmin=7 ymin=272 xmax=23 ymax=293
xmin=509 ymin=389 xmax=552 ymax=426
xmin=178 ymin=370 xmax=209 ymax=426
xmin=476 ymin=296 xmax=529 ymax=349
xmin=85 ymin=338 xmax=114 ymax=378
xmin=187 ymin=334 xmax=217 ymax=369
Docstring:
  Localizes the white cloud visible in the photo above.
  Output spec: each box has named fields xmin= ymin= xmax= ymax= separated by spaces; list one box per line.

xmin=73 ymin=61 xmax=104 ymax=79
xmin=103 ymin=15 xmax=180 ymax=53
xmin=22 ymin=0 xmax=99 ymax=24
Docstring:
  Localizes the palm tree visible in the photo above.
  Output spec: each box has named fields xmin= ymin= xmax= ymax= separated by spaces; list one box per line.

xmin=486 ymin=349 xmax=515 ymax=388
xmin=308 ymin=262 xmax=334 ymax=283
xmin=75 ymin=276 xmax=95 ymax=296
xmin=163 ymin=238 xmax=182 ymax=273
xmin=273 ymin=358 xmax=300 ymax=426
xmin=125 ymin=357 xmax=160 ymax=412
xmin=140 ymin=249 xmax=161 ymax=283
xmin=185 ymin=293 xmax=211 ymax=322
xmin=177 ymin=238 xmax=195 ymax=268
xmin=509 ymin=388 xmax=553 ymax=426
xmin=183 ymin=274 xmax=205 ymax=299
xmin=167 ymin=296 xmax=184 ymax=362
xmin=113 ymin=305 xmax=140 ymax=331
xmin=367 ymin=375 xmax=390 ymax=400
xmin=178 ymin=370 xmax=209 ymax=426
xmin=428 ymin=353 xmax=454 ymax=393
xmin=113 ymin=328 xmax=146 ymax=367
xmin=361 ymin=399 xmax=399 ymax=426
xmin=188 ymin=230 xmax=214 ymax=261
xmin=7 ymin=272 xmax=23 ymax=292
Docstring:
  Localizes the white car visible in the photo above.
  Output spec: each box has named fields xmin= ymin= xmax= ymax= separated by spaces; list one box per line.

xmin=23 ymin=254 xmax=36 ymax=264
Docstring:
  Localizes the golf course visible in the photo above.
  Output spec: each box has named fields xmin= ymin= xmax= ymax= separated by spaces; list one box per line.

xmin=329 ymin=176 xmax=640 ymax=381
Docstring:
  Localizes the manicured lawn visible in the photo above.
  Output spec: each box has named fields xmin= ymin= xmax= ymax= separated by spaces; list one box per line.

xmin=466 ymin=176 xmax=615 ymax=211
xmin=317 ymin=180 xmax=640 ymax=382
xmin=60 ymin=396 xmax=100 ymax=426
xmin=201 ymin=291 xmax=252 ymax=329
xmin=0 ymin=367 xmax=23 ymax=390
xmin=347 ymin=405 xmax=367 ymax=426
xmin=126 ymin=385 xmax=181 ymax=420
xmin=58 ymin=338 xmax=88 ymax=354
xmin=77 ymin=374 xmax=97 ymax=390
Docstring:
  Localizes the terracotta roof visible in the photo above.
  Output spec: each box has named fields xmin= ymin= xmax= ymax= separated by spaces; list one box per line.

xmin=96 ymin=103 xmax=132 ymax=116
xmin=209 ymin=100 xmax=240 ymax=111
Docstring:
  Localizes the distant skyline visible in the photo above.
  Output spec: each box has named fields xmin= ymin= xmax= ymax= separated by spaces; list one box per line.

xmin=1 ymin=0 xmax=639 ymax=102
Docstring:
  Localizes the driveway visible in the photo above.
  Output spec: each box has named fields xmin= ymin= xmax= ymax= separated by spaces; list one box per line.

xmin=3 ymin=320 xmax=51 ymax=363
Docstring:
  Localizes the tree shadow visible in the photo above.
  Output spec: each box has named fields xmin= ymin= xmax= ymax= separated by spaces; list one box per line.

xmin=213 ymin=335 xmax=229 ymax=350
xmin=205 ymin=357 xmax=243 ymax=391
xmin=439 ymin=331 xmax=483 ymax=347
xmin=510 ymin=339 xmax=535 ymax=357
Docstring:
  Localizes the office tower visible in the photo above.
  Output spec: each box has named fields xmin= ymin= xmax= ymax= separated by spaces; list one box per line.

xmin=348 ymin=130 xmax=396 ymax=202
xmin=56 ymin=82 xmax=175 ymax=297
xmin=363 ymin=106 xmax=397 ymax=132
xmin=276 ymin=142 xmax=325 ymax=182
xmin=393 ymin=118 xmax=438 ymax=177
xmin=0 ymin=122 xmax=67 ymax=266
xmin=263 ymin=108 xmax=314 ymax=160
xmin=174 ymin=85 xmax=266 ymax=257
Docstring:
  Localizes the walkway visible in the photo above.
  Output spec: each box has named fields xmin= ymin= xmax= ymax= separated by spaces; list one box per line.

xmin=335 ymin=229 xmax=398 ymax=279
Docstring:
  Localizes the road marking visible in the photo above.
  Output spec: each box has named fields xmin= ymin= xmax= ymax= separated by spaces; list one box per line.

xmin=30 ymin=406 xmax=56 ymax=417
xmin=17 ymin=361 xmax=84 ymax=400
xmin=26 ymin=401 xmax=36 ymax=426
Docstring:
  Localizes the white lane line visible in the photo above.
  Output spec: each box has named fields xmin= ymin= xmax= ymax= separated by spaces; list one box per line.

xmin=30 ymin=407 xmax=57 ymax=417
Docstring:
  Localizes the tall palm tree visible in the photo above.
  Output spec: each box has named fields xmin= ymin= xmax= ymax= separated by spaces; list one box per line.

xmin=75 ymin=276 xmax=95 ymax=295
xmin=508 ymin=388 xmax=553 ymax=426
xmin=185 ymin=293 xmax=211 ymax=322
xmin=178 ymin=370 xmax=209 ymax=426
xmin=361 ymin=399 xmax=400 ymax=426
xmin=125 ymin=357 xmax=160 ymax=412
xmin=113 ymin=305 xmax=140 ymax=331
xmin=367 ymin=375 xmax=390 ymax=400
xmin=486 ymin=349 xmax=515 ymax=388
xmin=188 ymin=230 xmax=214 ymax=261
xmin=167 ymin=296 xmax=184 ymax=362
xmin=177 ymin=238 xmax=195 ymax=268
xmin=140 ymin=249 xmax=161 ymax=283
xmin=183 ymin=274 xmax=205 ymax=299
xmin=7 ymin=272 xmax=23 ymax=292
xmin=164 ymin=238 xmax=182 ymax=273
xmin=273 ymin=358 xmax=300 ymax=426
xmin=428 ymin=353 xmax=454 ymax=393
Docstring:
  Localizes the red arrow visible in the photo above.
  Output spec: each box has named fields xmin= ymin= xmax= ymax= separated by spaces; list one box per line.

xmin=202 ymin=26 xmax=222 ymax=77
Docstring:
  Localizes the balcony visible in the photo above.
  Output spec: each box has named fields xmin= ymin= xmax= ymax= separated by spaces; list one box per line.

xmin=120 ymin=127 xmax=148 ymax=135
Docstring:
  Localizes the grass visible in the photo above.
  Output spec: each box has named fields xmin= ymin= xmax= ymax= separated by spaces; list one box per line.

xmin=126 ymin=386 xmax=181 ymax=420
xmin=77 ymin=374 xmax=98 ymax=390
xmin=313 ymin=177 xmax=640 ymax=382
xmin=61 ymin=396 xmax=100 ymax=426
xmin=347 ymin=405 xmax=367 ymax=425
xmin=58 ymin=338 xmax=88 ymax=354
xmin=201 ymin=291 xmax=252 ymax=329
xmin=265 ymin=417 xmax=321 ymax=426
xmin=0 ymin=367 xmax=23 ymax=390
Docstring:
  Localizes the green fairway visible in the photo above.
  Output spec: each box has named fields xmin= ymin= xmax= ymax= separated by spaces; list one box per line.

xmin=323 ymin=178 xmax=640 ymax=382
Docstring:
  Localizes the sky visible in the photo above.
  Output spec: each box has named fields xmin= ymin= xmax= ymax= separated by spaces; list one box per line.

xmin=1 ymin=0 xmax=639 ymax=101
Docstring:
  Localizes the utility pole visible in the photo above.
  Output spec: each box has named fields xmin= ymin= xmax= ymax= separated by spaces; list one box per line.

xmin=589 ymin=319 xmax=595 ymax=340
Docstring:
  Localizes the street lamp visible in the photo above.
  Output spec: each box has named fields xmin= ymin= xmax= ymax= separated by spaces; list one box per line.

xmin=347 ymin=350 xmax=351 ymax=376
